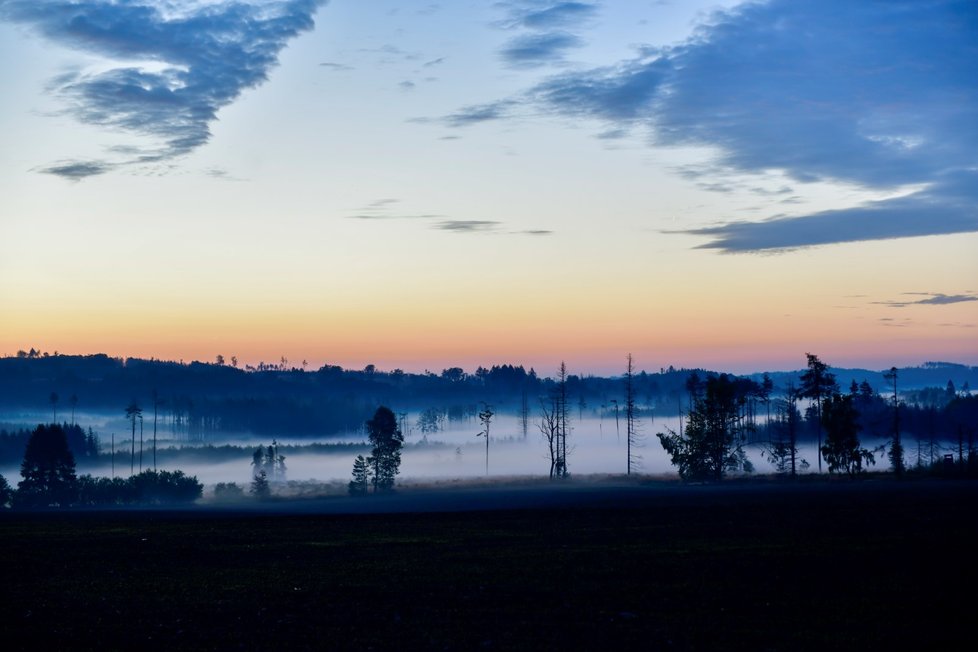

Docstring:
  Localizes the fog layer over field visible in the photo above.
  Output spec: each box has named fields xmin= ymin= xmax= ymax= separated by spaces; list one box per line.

xmin=2 ymin=411 xmax=852 ymax=487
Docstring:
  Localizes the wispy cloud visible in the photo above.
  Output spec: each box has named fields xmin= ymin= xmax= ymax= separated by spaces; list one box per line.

xmin=36 ymin=159 xmax=114 ymax=181
xmin=437 ymin=101 xmax=517 ymax=127
xmin=500 ymin=32 xmax=582 ymax=67
xmin=495 ymin=2 xmax=598 ymax=30
xmin=346 ymin=198 xmax=442 ymax=221
xmin=872 ymin=292 xmax=978 ymax=308
xmin=319 ymin=61 xmax=354 ymax=72
xmin=433 ymin=220 xmax=500 ymax=233
xmin=448 ymin=0 xmax=978 ymax=251
xmin=494 ymin=2 xmax=598 ymax=68
xmin=347 ymin=199 xmax=551 ymax=235
xmin=1 ymin=0 xmax=327 ymax=177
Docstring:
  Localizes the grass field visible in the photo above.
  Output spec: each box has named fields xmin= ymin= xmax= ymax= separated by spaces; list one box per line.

xmin=2 ymin=478 xmax=976 ymax=650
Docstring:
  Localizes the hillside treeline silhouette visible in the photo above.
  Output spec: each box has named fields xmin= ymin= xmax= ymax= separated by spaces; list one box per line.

xmin=0 ymin=352 xmax=974 ymax=441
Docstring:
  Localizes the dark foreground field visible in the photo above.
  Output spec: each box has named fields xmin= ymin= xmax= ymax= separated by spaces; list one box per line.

xmin=2 ymin=479 xmax=977 ymax=651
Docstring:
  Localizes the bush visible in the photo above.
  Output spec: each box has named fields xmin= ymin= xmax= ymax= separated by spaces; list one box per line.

xmin=129 ymin=470 xmax=203 ymax=504
xmin=214 ymin=482 xmax=245 ymax=500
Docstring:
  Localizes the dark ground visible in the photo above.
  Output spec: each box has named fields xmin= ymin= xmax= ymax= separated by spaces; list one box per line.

xmin=2 ymin=478 xmax=977 ymax=651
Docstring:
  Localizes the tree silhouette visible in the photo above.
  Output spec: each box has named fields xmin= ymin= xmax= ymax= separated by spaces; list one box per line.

xmin=658 ymin=374 xmax=752 ymax=481
xmin=366 ymin=406 xmax=403 ymax=492
xmin=125 ymin=401 xmax=142 ymax=476
xmin=820 ymin=393 xmax=875 ymax=475
xmin=800 ymin=353 xmax=838 ymax=473
xmin=151 ymin=390 xmax=162 ymax=472
xmin=765 ymin=383 xmax=807 ymax=476
xmin=554 ymin=362 xmax=570 ymax=478
xmin=477 ymin=403 xmax=494 ymax=475
xmin=348 ymin=455 xmax=371 ymax=495
xmin=0 ymin=473 xmax=12 ymax=509
xmin=883 ymin=367 xmax=904 ymax=476
xmin=250 ymin=470 xmax=271 ymax=499
xmin=18 ymin=424 xmax=77 ymax=507
xmin=625 ymin=354 xmax=640 ymax=475
xmin=50 ymin=392 xmax=59 ymax=422
xmin=539 ymin=397 xmax=560 ymax=479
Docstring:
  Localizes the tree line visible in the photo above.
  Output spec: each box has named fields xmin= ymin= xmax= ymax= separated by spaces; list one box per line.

xmin=658 ymin=353 xmax=978 ymax=481
xmin=0 ymin=423 xmax=202 ymax=509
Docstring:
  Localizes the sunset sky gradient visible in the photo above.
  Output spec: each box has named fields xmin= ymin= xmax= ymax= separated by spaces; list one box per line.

xmin=1 ymin=0 xmax=975 ymax=375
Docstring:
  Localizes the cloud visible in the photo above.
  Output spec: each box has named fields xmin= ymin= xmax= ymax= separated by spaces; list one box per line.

xmin=319 ymin=61 xmax=354 ymax=71
xmin=516 ymin=229 xmax=554 ymax=235
xmin=681 ymin=172 xmax=978 ymax=252
xmin=916 ymin=294 xmax=978 ymax=306
xmin=399 ymin=80 xmax=416 ymax=91
xmin=433 ymin=220 xmax=500 ymax=232
xmin=496 ymin=2 xmax=597 ymax=30
xmin=460 ymin=0 xmax=978 ymax=251
xmin=1 ymin=0 xmax=327 ymax=176
xmin=500 ymin=31 xmax=582 ymax=67
xmin=36 ymin=159 xmax=113 ymax=180
xmin=529 ymin=56 xmax=671 ymax=121
xmin=871 ymin=292 xmax=978 ymax=308
xmin=422 ymin=57 xmax=445 ymax=68
xmin=519 ymin=2 xmax=597 ymax=29
xmin=494 ymin=2 xmax=597 ymax=68
xmin=346 ymin=198 xmax=442 ymax=221
xmin=438 ymin=101 xmax=516 ymax=127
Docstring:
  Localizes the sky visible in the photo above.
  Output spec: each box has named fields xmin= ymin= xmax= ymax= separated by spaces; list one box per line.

xmin=0 ymin=0 xmax=976 ymax=376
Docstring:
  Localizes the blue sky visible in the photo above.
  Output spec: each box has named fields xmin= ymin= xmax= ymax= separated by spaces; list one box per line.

xmin=1 ymin=1 xmax=975 ymax=373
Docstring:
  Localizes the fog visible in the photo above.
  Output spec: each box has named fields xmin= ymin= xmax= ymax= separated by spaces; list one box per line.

xmin=0 ymin=409 xmax=899 ymax=488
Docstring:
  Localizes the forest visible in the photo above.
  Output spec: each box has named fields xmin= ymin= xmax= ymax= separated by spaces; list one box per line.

xmin=1 ymin=350 xmax=974 ymax=441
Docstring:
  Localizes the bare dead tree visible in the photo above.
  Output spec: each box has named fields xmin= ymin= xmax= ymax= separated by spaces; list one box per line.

xmin=625 ymin=354 xmax=641 ymax=475
xmin=556 ymin=362 xmax=570 ymax=478
xmin=539 ymin=397 xmax=559 ymax=479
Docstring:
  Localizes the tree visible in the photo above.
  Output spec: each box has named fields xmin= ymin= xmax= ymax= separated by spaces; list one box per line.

xmin=250 ymin=470 xmax=271 ymax=499
xmin=0 ymin=473 xmax=12 ymax=509
xmin=625 ymin=354 xmax=640 ymax=475
xmin=820 ymin=393 xmax=875 ymax=476
xmin=539 ymin=397 xmax=560 ymax=479
xmin=152 ymin=389 xmax=162 ymax=472
xmin=50 ymin=392 xmax=59 ymax=422
xmin=348 ymin=455 xmax=371 ymax=495
xmin=657 ymin=374 xmax=752 ymax=481
xmin=799 ymin=353 xmax=838 ymax=473
xmin=129 ymin=470 xmax=203 ymax=504
xmin=416 ymin=407 xmax=443 ymax=434
xmin=883 ymin=367 xmax=904 ymax=476
xmin=520 ymin=389 xmax=529 ymax=440
xmin=765 ymin=383 xmax=808 ymax=476
xmin=125 ymin=400 xmax=142 ymax=476
xmin=18 ymin=424 xmax=78 ymax=507
xmin=366 ymin=406 xmax=403 ymax=492
xmin=554 ymin=362 xmax=570 ymax=478
xmin=477 ymin=403 xmax=494 ymax=475
xmin=250 ymin=443 xmax=286 ymax=482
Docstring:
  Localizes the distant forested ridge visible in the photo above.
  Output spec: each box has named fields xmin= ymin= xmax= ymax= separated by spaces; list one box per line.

xmin=0 ymin=352 xmax=975 ymax=440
